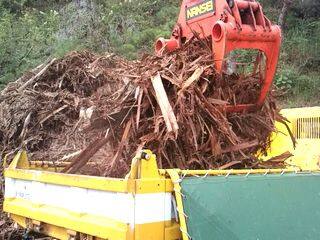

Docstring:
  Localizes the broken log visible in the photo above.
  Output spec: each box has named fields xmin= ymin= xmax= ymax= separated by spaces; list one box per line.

xmin=151 ymin=73 xmax=179 ymax=134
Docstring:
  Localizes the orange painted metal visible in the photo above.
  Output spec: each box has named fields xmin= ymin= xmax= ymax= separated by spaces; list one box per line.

xmin=155 ymin=0 xmax=281 ymax=112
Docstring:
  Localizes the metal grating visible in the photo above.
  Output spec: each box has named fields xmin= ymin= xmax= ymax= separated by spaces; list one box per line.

xmin=292 ymin=117 xmax=320 ymax=139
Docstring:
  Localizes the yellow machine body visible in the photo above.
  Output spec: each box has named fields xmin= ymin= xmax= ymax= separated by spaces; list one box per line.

xmin=266 ymin=106 xmax=320 ymax=169
xmin=3 ymin=107 xmax=320 ymax=240
xmin=3 ymin=150 xmax=181 ymax=240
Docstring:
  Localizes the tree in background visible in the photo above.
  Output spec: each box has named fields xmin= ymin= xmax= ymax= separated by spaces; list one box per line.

xmin=278 ymin=0 xmax=293 ymax=30
xmin=0 ymin=5 xmax=59 ymax=87
xmin=0 ymin=0 xmax=319 ymax=106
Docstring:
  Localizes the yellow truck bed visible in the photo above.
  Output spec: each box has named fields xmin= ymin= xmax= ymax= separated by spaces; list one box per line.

xmin=3 ymin=107 xmax=320 ymax=240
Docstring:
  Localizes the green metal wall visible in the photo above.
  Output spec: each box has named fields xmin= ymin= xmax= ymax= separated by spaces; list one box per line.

xmin=181 ymin=173 xmax=320 ymax=240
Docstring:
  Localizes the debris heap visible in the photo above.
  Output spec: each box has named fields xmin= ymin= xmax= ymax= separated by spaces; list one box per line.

xmin=0 ymin=39 xmax=290 ymax=178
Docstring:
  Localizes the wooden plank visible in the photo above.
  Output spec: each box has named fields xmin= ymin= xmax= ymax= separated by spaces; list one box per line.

xmin=151 ymin=73 xmax=179 ymax=134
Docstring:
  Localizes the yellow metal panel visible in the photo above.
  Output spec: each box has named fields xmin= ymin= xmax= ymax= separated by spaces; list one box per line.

xmin=165 ymin=179 xmax=174 ymax=193
xmin=12 ymin=214 xmax=69 ymax=240
xmin=8 ymin=150 xmax=29 ymax=169
xmin=5 ymin=168 xmax=134 ymax=193
xmin=11 ymin=214 xmax=109 ymax=240
xmin=5 ymin=149 xmax=134 ymax=193
xmin=134 ymin=178 xmax=175 ymax=194
xmin=165 ymin=223 xmax=181 ymax=240
xmin=4 ymin=198 xmax=129 ymax=240
xmin=11 ymin=213 xmax=180 ymax=240
xmin=135 ymin=221 xmax=181 ymax=240
xmin=173 ymin=168 xmax=318 ymax=176
xmin=264 ymin=119 xmax=295 ymax=158
xmin=265 ymin=107 xmax=320 ymax=170
xmin=139 ymin=151 xmax=161 ymax=179
xmin=285 ymin=139 xmax=320 ymax=170
xmin=167 ymin=170 xmax=189 ymax=240
xmin=127 ymin=150 xmax=160 ymax=180
xmin=135 ymin=178 xmax=165 ymax=193
xmin=135 ymin=222 xmax=165 ymax=240
xmin=280 ymin=107 xmax=320 ymax=119
xmin=134 ymin=178 xmax=174 ymax=193
xmin=125 ymin=150 xmax=175 ymax=193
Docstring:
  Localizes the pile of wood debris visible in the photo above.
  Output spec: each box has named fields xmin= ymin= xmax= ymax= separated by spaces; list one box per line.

xmin=0 ymin=38 xmax=292 ymax=178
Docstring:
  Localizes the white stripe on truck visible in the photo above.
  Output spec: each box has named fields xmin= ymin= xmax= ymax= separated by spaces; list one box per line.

xmin=5 ymin=177 xmax=173 ymax=225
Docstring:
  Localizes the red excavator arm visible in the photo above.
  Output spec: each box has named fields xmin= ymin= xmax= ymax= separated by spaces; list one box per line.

xmin=155 ymin=0 xmax=281 ymax=112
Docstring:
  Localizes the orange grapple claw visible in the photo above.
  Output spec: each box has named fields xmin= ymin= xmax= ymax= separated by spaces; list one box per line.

xmin=155 ymin=0 xmax=281 ymax=112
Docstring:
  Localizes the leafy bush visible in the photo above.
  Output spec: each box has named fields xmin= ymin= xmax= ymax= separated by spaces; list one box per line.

xmin=96 ymin=0 xmax=179 ymax=57
xmin=0 ymin=0 xmax=319 ymax=107
xmin=275 ymin=67 xmax=296 ymax=90
xmin=0 ymin=8 xmax=59 ymax=87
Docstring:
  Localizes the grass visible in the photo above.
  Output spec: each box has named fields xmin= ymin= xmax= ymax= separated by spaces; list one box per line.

xmin=278 ymin=72 xmax=320 ymax=108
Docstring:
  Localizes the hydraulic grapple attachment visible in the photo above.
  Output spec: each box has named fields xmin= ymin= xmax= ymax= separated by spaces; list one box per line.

xmin=155 ymin=0 xmax=281 ymax=112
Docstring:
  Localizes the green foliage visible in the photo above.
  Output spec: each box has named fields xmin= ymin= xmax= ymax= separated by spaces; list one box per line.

xmin=0 ymin=0 xmax=70 ymax=13
xmin=0 ymin=8 xmax=59 ymax=88
xmin=275 ymin=67 xmax=296 ymax=90
xmin=275 ymin=15 xmax=320 ymax=106
xmin=291 ymin=0 xmax=320 ymax=19
xmin=282 ymin=19 xmax=320 ymax=72
xmin=275 ymin=65 xmax=320 ymax=107
xmin=277 ymin=71 xmax=320 ymax=108
xmin=259 ymin=0 xmax=320 ymax=106
xmin=95 ymin=0 xmax=179 ymax=58
xmin=0 ymin=0 xmax=319 ymax=107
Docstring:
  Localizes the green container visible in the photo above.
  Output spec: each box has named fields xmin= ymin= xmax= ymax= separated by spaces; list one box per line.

xmin=181 ymin=173 xmax=320 ymax=240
